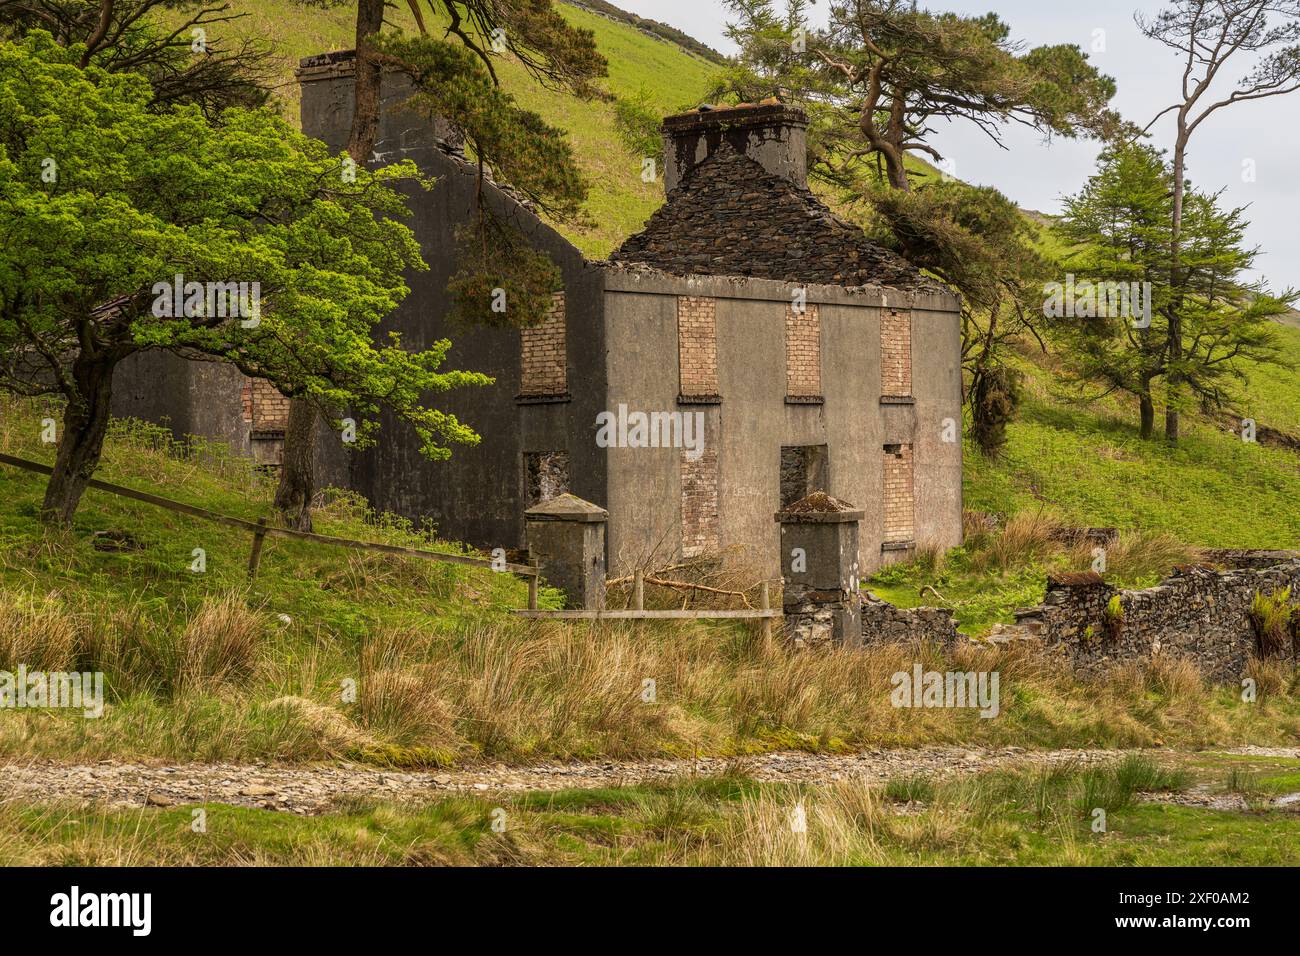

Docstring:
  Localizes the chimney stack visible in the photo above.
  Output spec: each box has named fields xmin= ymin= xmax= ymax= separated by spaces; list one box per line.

xmin=661 ymin=103 xmax=809 ymax=193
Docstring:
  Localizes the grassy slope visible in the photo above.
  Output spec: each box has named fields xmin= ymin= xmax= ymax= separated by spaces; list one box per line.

xmin=963 ymin=328 xmax=1300 ymax=549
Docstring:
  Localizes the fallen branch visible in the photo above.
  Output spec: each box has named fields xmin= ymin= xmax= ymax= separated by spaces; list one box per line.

xmin=606 ymin=571 xmax=755 ymax=609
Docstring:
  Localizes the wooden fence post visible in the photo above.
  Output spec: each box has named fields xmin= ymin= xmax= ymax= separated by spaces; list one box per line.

xmin=247 ymin=517 xmax=268 ymax=579
xmin=633 ymin=568 xmax=645 ymax=612
xmin=528 ymin=558 xmax=540 ymax=611
xmin=759 ymin=580 xmax=772 ymax=644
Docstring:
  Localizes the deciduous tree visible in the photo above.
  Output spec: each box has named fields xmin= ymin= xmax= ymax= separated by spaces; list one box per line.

xmin=0 ymin=35 xmax=488 ymax=526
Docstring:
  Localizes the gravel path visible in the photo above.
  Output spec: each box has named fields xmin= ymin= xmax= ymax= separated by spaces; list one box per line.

xmin=0 ymin=746 xmax=1294 ymax=816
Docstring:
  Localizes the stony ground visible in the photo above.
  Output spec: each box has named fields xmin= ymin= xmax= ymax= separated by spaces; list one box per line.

xmin=3 ymin=746 xmax=1295 ymax=815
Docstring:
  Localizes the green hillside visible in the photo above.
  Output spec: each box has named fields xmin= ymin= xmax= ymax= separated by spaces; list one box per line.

xmin=963 ymin=325 xmax=1300 ymax=548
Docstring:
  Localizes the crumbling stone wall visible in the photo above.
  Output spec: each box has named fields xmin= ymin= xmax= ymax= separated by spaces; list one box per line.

xmin=861 ymin=593 xmax=958 ymax=645
xmin=1201 ymin=548 xmax=1300 ymax=570
xmin=1014 ymin=560 xmax=1300 ymax=681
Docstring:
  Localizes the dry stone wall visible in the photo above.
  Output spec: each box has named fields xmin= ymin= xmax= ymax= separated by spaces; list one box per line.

xmin=861 ymin=594 xmax=959 ymax=645
xmin=1014 ymin=560 xmax=1300 ymax=681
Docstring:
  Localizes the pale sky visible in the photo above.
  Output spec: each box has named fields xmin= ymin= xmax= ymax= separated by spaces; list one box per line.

xmin=611 ymin=0 xmax=1300 ymax=294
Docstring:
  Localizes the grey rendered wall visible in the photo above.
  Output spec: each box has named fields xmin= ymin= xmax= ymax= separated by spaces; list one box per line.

xmin=909 ymin=300 xmax=964 ymax=559
xmin=602 ymin=270 xmax=962 ymax=578
xmin=112 ymin=352 xmax=253 ymax=458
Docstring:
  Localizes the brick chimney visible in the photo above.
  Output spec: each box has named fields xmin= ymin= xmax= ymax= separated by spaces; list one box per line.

xmin=661 ymin=103 xmax=809 ymax=193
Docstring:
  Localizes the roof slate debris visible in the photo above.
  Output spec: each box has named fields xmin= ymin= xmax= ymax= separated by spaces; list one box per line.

xmin=610 ymin=142 xmax=942 ymax=294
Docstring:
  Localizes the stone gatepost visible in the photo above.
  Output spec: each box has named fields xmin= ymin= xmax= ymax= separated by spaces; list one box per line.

xmin=524 ymin=494 xmax=608 ymax=610
xmin=775 ymin=492 xmax=863 ymax=648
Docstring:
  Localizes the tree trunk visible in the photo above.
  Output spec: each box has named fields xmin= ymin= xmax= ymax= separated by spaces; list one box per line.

xmin=40 ymin=357 xmax=116 ymax=527
xmin=1139 ymin=390 xmax=1155 ymax=440
xmin=274 ymin=0 xmax=385 ymax=529
xmin=1166 ymin=127 xmax=1187 ymax=443
xmin=884 ymin=148 xmax=910 ymax=191
xmin=274 ymin=397 xmax=318 ymax=532
xmin=348 ymin=0 xmax=385 ymax=164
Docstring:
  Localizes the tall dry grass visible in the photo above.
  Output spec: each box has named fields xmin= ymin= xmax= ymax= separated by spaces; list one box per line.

xmin=1 ymin=581 xmax=1296 ymax=765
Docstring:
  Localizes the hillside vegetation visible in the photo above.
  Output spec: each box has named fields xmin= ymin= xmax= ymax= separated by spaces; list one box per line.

xmin=1 ymin=1 xmax=1295 ymax=765
xmin=3 ymin=396 xmax=1299 ymax=766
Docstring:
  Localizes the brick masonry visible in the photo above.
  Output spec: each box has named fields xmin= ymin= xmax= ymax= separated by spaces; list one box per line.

xmin=880 ymin=308 xmax=912 ymax=397
xmin=785 ymin=302 xmax=821 ymax=397
xmin=677 ymin=295 xmax=719 ymax=399
xmin=520 ymin=292 xmax=567 ymax=397
xmin=240 ymin=378 xmax=290 ymax=434
xmin=883 ymin=443 xmax=915 ymax=544
xmin=681 ymin=428 xmax=719 ymax=558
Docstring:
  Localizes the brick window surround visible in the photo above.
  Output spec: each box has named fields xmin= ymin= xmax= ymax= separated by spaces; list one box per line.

xmin=880 ymin=308 xmax=912 ymax=399
xmin=681 ymin=428 xmax=719 ymax=558
xmin=785 ymin=302 xmax=822 ymax=400
xmin=241 ymin=378 xmax=290 ymax=435
xmin=519 ymin=292 xmax=568 ymax=400
xmin=882 ymin=443 xmax=915 ymax=548
xmin=677 ymin=295 xmax=720 ymax=403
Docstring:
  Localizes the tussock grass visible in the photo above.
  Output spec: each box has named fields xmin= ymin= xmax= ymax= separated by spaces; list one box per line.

xmin=1249 ymin=588 xmax=1295 ymax=658
xmin=1 ymin=585 xmax=1296 ymax=765
xmin=0 ymin=399 xmax=1297 ymax=766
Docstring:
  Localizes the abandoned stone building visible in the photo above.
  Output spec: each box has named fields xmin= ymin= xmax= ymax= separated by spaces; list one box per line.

xmin=113 ymin=50 xmax=964 ymax=578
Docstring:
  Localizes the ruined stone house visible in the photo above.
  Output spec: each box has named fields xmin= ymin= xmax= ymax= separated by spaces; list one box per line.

xmin=113 ymin=51 xmax=964 ymax=578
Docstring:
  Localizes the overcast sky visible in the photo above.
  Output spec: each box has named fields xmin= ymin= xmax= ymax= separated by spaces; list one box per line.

xmin=610 ymin=0 xmax=1300 ymax=293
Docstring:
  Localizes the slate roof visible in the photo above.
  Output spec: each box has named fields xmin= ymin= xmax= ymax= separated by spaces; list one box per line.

xmin=609 ymin=142 xmax=941 ymax=294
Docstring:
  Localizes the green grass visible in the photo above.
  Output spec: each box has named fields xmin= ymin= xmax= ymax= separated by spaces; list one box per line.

xmin=6 ymin=754 xmax=1297 ymax=866
xmin=963 ymin=341 xmax=1300 ymax=548
xmin=4 ymin=392 xmax=1300 ymax=766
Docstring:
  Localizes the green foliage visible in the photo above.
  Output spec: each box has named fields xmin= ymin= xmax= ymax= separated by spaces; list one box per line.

xmin=1053 ymin=140 xmax=1294 ymax=434
xmin=0 ymin=33 xmax=495 ymax=523
xmin=0 ymin=0 xmax=277 ymax=118
xmin=1249 ymin=588 xmax=1295 ymax=657
xmin=867 ymin=177 xmax=1049 ymax=457
xmin=715 ymin=0 xmax=1118 ymax=191
xmin=445 ymin=212 xmax=562 ymax=329
xmin=0 ymin=32 xmax=489 ymax=453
